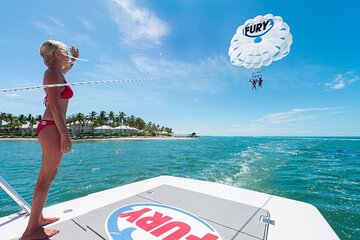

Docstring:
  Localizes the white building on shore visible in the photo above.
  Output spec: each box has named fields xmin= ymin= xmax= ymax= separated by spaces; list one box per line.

xmin=1 ymin=120 xmax=140 ymax=136
xmin=93 ymin=125 xmax=113 ymax=134
xmin=112 ymin=125 xmax=138 ymax=135
xmin=18 ymin=123 xmax=36 ymax=134
xmin=94 ymin=125 xmax=139 ymax=135
xmin=68 ymin=120 xmax=93 ymax=135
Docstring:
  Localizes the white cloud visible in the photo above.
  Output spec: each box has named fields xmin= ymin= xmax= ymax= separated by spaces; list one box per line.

xmin=33 ymin=16 xmax=95 ymax=48
xmin=106 ymin=0 xmax=171 ymax=46
xmin=228 ymin=107 xmax=344 ymax=136
xmin=33 ymin=16 xmax=67 ymax=35
xmin=325 ymin=72 xmax=359 ymax=90
xmin=48 ymin=16 xmax=65 ymax=28
xmin=33 ymin=16 xmax=66 ymax=35
xmin=33 ymin=21 xmax=56 ymax=35
xmin=77 ymin=55 xmax=240 ymax=93
xmin=254 ymin=107 xmax=341 ymax=125
xmin=72 ymin=33 xmax=96 ymax=48
xmin=76 ymin=16 xmax=94 ymax=31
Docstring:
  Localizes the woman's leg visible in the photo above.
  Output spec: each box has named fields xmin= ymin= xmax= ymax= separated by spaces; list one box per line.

xmin=21 ymin=125 xmax=63 ymax=239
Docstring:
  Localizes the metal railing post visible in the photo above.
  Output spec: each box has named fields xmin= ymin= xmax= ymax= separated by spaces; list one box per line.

xmin=0 ymin=176 xmax=31 ymax=216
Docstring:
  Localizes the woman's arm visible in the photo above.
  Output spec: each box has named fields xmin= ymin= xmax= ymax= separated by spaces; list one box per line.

xmin=62 ymin=46 xmax=79 ymax=75
xmin=61 ymin=59 xmax=75 ymax=75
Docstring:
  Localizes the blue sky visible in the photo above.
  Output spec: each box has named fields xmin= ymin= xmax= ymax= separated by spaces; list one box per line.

xmin=0 ymin=0 xmax=359 ymax=136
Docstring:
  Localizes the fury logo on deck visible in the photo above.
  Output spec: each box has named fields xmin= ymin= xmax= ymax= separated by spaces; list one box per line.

xmin=243 ymin=19 xmax=274 ymax=37
xmin=106 ymin=203 xmax=222 ymax=240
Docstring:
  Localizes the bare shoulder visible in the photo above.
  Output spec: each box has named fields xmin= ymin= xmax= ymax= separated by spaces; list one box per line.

xmin=44 ymin=69 xmax=62 ymax=85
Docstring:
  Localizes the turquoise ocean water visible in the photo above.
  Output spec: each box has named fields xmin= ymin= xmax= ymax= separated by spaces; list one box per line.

xmin=0 ymin=137 xmax=359 ymax=239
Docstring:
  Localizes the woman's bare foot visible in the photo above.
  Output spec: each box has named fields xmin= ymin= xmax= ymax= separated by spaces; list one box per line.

xmin=40 ymin=216 xmax=60 ymax=226
xmin=20 ymin=227 xmax=59 ymax=240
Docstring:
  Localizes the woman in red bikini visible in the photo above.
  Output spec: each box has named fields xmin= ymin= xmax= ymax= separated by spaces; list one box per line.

xmin=21 ymin=40 xmax=78 ymax=240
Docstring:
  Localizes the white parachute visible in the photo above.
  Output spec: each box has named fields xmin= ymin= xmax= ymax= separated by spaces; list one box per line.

xmin=229 ymin=14 xmax=293 ymax=69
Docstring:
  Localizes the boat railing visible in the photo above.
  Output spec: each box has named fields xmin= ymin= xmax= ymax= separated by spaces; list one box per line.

xmin=0 ymin=176 xmax=31 ymax=216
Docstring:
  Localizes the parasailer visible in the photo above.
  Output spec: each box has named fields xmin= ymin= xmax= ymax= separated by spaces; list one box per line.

xmin=249 ymin=71 xmax=263 ymax=90
xmin=229 ymin=14 xmax=293 ymax=89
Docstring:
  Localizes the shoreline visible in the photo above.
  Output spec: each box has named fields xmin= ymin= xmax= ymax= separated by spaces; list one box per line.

xmin=0 ymin=136 xmax=194 ymax=141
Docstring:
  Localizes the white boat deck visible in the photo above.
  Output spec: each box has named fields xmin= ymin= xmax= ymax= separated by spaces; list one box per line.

xmin=0 ymin=176 xmax=339 ymax=240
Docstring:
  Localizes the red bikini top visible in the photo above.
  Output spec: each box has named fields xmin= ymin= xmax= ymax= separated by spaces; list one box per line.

xmin=44 ymin=78 xmax=73 ymax=106
xmin=60 ymin=80 xmax=74 ymax=99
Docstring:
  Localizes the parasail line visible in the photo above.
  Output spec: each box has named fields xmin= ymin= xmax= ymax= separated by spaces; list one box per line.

xmin=0 ymin=75 xmax=214 ymax=94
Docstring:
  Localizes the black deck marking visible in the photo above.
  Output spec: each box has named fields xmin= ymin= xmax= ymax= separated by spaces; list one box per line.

xmin=71 ymin=219 xmax=87 ymax=232
xmin=86 ymin=225 xmax=107 ymax=239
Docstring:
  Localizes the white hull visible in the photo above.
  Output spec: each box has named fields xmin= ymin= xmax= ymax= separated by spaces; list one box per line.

xmin=0 ymin=176 xmax=339 ymax=240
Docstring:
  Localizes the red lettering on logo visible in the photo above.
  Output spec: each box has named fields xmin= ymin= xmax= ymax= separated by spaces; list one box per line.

xmin=151 ymin=221 xmax=191 ymax=240
xmin=136 ymin=211 xmax=173 ymax=231
xmin=117 ymin=207 xmax=151 ymax=223
xmin=116 ymin=206 xmax=220 ymax=239
xmin=187 ymin=233 xmax=219 ymax=240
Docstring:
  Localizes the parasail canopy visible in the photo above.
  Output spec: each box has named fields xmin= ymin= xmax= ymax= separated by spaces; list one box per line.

xmin=228 ymin=14 xmax=293 ymax=69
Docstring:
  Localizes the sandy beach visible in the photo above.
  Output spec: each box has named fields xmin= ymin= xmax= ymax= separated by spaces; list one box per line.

xmin=74 ymin=136 xmax=193 ymax=141
xmin=0 ymin=136 xmax=193 ymax=141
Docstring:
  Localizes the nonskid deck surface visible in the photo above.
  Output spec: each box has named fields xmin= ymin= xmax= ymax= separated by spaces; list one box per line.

xmin=50 ymin=185 xmax=269 ymax=240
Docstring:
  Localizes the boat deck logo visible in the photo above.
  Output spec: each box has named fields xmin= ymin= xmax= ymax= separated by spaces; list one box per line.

xmin=106 ymin=203 xmax=222 ymax=240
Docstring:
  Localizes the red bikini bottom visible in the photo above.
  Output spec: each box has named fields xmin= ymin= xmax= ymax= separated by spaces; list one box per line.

xmin=36 ymin=119 xmax=56 ymax=135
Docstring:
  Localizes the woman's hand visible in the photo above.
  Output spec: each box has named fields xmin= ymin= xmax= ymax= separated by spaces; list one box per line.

xmin=62 ymin=45 xmax=79 ymax=74
xmin=61 ymin=133 xmax=72 ymax=153
xmin=69 ymin=45 xmax=79 ymax=61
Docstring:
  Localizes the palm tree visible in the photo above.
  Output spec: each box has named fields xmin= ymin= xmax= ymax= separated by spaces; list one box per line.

xmin=18 ymin=114 xmax=26 ymax=124
xmin=135 ymin=117 xmax=145 ymax=130
xmin=146 ymin=121 xmax=152 ymax=131
xmin=122 ymin=116 xmax=128 ymax=126
xmin=98 ymin=111 xmax=108 ymax=126
xmin=118 ymin=112 xmax=126 ymax=126
xmin=0 ymin=112 xmax=6 ymax=127
xmin=88 ymin=111 xmax=97 ymax=124
xmin=75 ymin=113 xmax=85 ymax=123
xmin=127 ymin=115 xmax=136 ymax=128
xmin=66 ymin=114 xmax=76 ymax=124
xmin=29 ymin=116 xmax=36 ymax=129
xmin=7 ymin=114 xmax=15 ymax=129
xmin=27 ymin=113 xmax=33 ymax=122
xmin=36 ymin=115 xmax=42 ymax=122
xmin=108 ymin=111 xmax=115 ymax=126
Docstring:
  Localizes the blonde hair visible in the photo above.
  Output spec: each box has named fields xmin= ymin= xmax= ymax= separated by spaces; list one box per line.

xmin=40 ymin=40 xmax=67 ymax=68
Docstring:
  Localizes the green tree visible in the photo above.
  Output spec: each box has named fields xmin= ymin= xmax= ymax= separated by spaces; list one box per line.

xmin=135 ymin=117 xmax=145 ymax=130
xmin=29 ymin=116 xmax=36 ymax=129
xmin=98 ymin=111 xmax=108 ymax=126
xmin=88 ymin=111 xmax=97 ymax=121
xmin=27 ymin=113 xmax=33 ymax=122
xmin=66 ymin=114 xmax=76 ymax=124
xmin=75 ymin=113 xmax=85 ymax=123
xmin=18 ymin=114 xmax=26 ymax=124
xmin=118 ymin=112 xmax=126 ymax=126
xmin=165 ymin=127 xmax=173 ymax=134
xmin=127 ymin=115 xmax=136 ymax=128
xmin=0 ymin=112 xmax=7 ymax=127
xmin=7 ymin=114 xmax=15 ymax=129
xmin=36 ymin=115 xmax=42 ymax=122
xmin=108 ymin=111 xmax=115 ymax=126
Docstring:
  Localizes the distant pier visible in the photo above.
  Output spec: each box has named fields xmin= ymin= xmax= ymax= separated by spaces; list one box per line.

xmin=173 ymin=132 xmax=198 ymax=138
